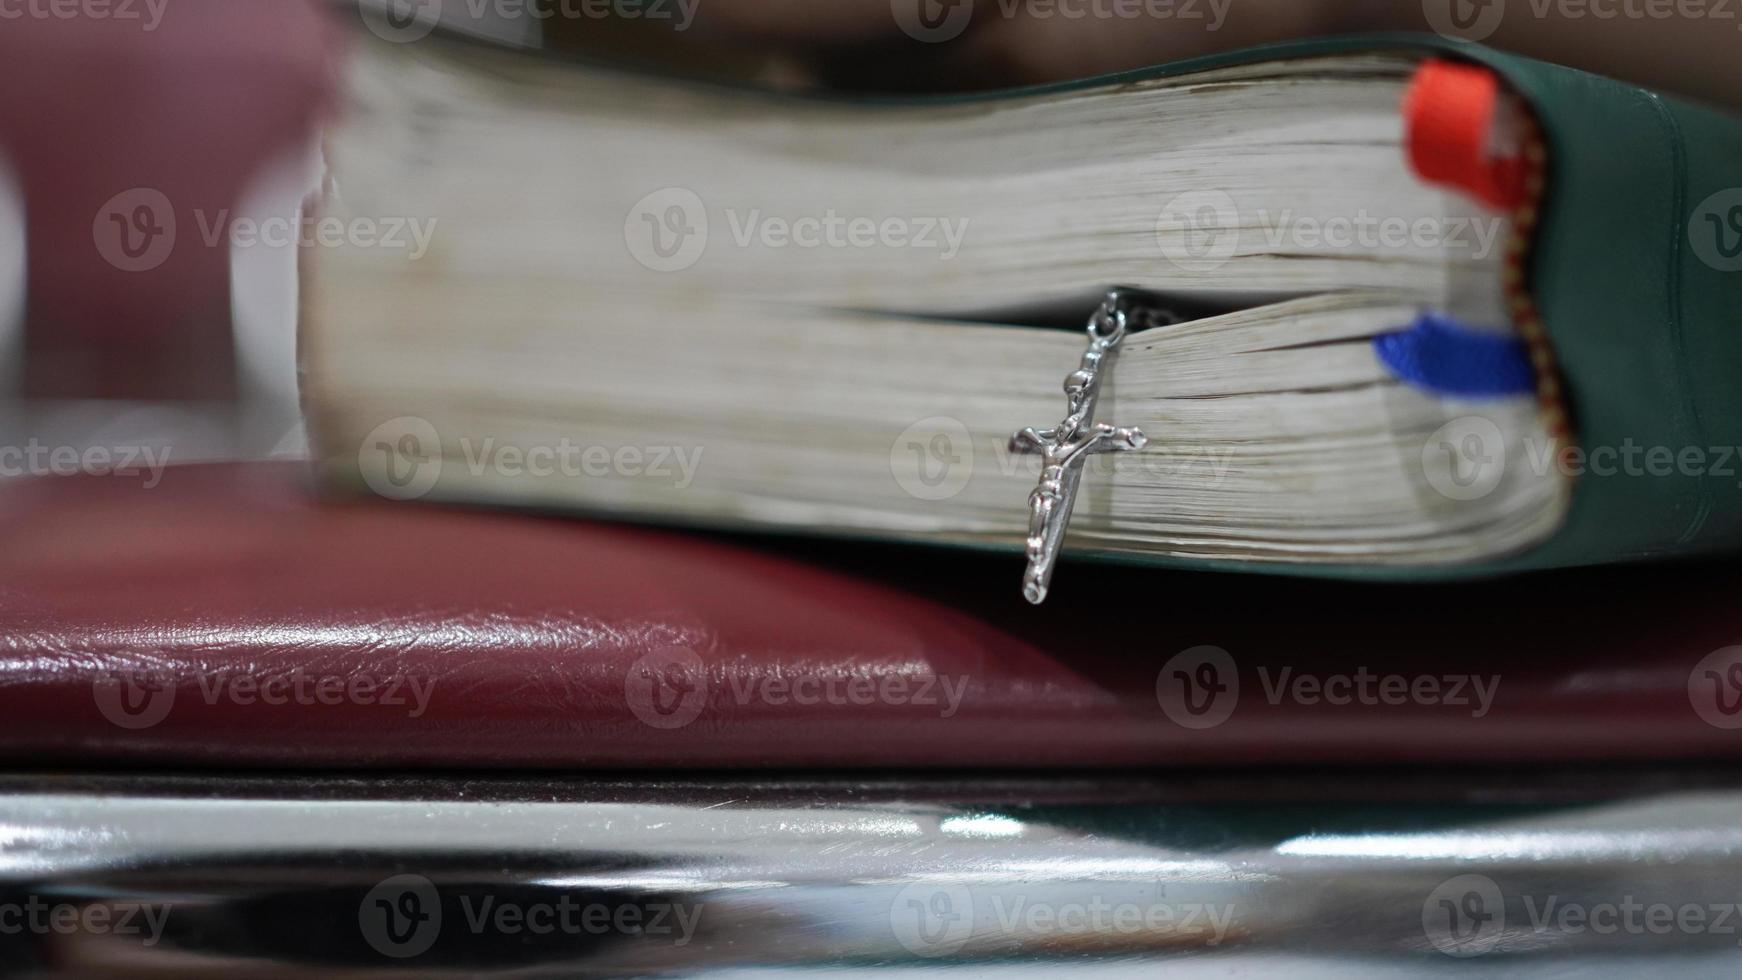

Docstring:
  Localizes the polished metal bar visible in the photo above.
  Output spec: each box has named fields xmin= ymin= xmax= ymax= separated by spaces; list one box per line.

xmin=0 ymin=772 xmax=1739 ymax=975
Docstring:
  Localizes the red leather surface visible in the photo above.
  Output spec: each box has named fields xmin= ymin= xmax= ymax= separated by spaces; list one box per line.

xmin=0 ymin=462 xmax=1736 ymax=769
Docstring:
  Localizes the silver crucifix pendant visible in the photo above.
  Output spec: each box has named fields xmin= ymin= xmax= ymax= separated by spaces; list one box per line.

xmin=1010 ymin=289 xmax=1174 ymax=605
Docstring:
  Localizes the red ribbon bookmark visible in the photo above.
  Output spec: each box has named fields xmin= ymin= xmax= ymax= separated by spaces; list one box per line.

xmin=1404 ymin=59 xmax=1527 ymax=211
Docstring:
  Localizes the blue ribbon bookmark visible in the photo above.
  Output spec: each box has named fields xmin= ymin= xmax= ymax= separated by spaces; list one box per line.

xmin=1374 ymin=312 xmax=1536 ymax=398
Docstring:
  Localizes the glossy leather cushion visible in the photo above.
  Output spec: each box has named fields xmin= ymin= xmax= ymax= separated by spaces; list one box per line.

xmin=0 ymin=462 xmax=1736 ymax=768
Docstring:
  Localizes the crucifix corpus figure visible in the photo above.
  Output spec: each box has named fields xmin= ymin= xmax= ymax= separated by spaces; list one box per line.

xmin=1009 ymin=289 xmax=1174 ymax=605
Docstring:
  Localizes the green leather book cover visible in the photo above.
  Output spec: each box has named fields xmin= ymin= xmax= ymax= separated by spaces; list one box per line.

xmin=1463 ymin=42 xmax=1742 ymax=570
